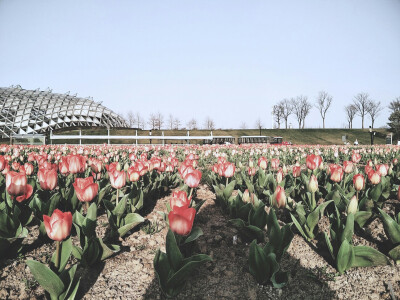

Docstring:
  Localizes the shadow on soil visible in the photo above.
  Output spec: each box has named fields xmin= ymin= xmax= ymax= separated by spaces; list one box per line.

xmin=142 ymin=199 xmax=337 ymax=300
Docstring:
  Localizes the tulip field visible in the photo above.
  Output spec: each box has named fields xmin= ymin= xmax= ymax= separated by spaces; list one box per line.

xmin=1 ymin=144 xmax=400 ymax=299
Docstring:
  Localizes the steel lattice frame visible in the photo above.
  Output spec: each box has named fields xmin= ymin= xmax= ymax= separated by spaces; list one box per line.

xmin=0 ymin=86 xmax=128 ymax=137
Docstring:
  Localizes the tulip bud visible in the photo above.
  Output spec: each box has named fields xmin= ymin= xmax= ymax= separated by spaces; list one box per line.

xmin=308 ymin=175 xmax=318 ymax=193
xmin=116 ymin=163 xmax=121 ymax=171
xmin=347 ymin=195 xmax=358 ymax=214
xmin=243 ymin=189 xmax=250 ymax=203
xmin=124 ymin=163 xmax=129 ymax=172
xmin=276 ymin=169 xmax=283 ymax=183
xmin=273 ymin=186 xmax=286 ymax=209
xmin=353 ymin=174 xmax=365 ymax=191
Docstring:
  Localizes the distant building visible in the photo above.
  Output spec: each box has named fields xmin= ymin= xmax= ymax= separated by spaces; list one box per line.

xmin=0 ymin=86 xmax=128 ymax=137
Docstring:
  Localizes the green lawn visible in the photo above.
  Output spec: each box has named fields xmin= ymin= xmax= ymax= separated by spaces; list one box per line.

xmin=44 ymin=126 xmax=390 ymax=145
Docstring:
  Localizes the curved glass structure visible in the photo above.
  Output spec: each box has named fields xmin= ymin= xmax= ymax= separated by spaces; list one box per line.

xmin=0 ymin=86 xmax=128 ymax=137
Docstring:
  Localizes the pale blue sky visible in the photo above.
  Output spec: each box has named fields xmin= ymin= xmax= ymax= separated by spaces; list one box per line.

xmin=1 ymin=0 xmax=399 ymax=129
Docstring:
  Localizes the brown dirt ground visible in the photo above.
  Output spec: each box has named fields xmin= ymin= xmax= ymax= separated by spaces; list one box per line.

xmin=1 ymin=186 xmax=400 ymax=299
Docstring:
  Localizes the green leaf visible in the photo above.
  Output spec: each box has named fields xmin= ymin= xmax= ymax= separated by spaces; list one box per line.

xmin=306 ymin=200 xmax=333 ymax=234
xmin=250 ymin=204 xmax=267 ymax=229
xmin=71 ymin=246 xmax=83 ymax=260
xmin=324 ymin=232 xmax=335 ymax=260
xmin=336 ymin=240 xmax=355 ymax=274
xmin=113 ymin=197 xmax=127 ymax=217
xmin=290 ymin=213 xmax=309 ymax=241
xmin=354 ymin=211 xmax=373 ymax=228
xmin=166 ymin=229 xmax=184 ymax=271
xmin=378 ymin=208 xmax=400 ymax=244
xmin=99 ymin=238 xmax=120 ymax=260
xmin=182 ymin=227 xmax=203 ymax=245
xmin=341 ymin=213 xmax=354 ymax=244
xmin=26 ymin=260 xmax=65 ymax=298
xmin=223 ymin=180 xmax=236 ymax=200
xmin=369 ymin=183 xmax=382 ymax=202
xmin=388 ymin=244 xmax=400 ymax=262
xmin=153 ymin=249 xmax=172 ymax=295
xmin=270 ymin=270 xmax=289 ymax=288
xmin=117 ymin=213 xmax=144 ymax=237
xmin=166 ymin=254 xmax=212 ymax=289
xmin=352 ymin=246 xmax=390 ymax=267
xmin=248 ymin=240 xmax=270 ymax=284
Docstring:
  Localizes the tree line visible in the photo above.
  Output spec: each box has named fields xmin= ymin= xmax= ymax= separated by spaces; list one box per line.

xmin=120 ymin=92 xmax=397 ymax=132
xmin=271 ymin=91 xmax=384 ymax=129
xmin=122 ymin=111 xmax=216 ymax=131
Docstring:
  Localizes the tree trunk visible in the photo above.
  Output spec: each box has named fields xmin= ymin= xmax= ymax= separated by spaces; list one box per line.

xmin=323 ymin=118 xmax=325 ymax=129
xmin=371 ymin=119 xmax=374 ymax=129
xmin=362 ymin=116 xmax=364 ymax=129
xmin=285 ymin=118 xmax=288 ymax=129
xmin=298 ymin=120 xmax=302 ymax=129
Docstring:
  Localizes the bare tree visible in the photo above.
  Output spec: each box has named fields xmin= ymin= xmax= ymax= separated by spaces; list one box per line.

xmin=240 ymin=122 xmax=247 ymax=129
xmin=255 ymin=118 xmax=263 ymax=131
xmin=366 ymin=100 xmax=383 ymax=129
xmin=353 ymin=93 xmax=370 ymax=129
xmin=203 ymin=117 xmax=215 ymax=130
xmin=126 ymin=111 xmax=135 ymax=128
xmin=173 ymin=118 xmax=181 ymax=130
xmin=154 ymin=112 xmax=164 ymax=130
xmin=167 ymin=114 xmax=174 ymax=130
xmin=272 ymin=103 xmax=284 ymax=129
xmin=280 ymin=98 xmax=294 ymax=129
xmin=345 ymin=104 xmax=357 ymax=129
xmin=316 ymin=91 xmax=333 ymax=129
xmin=148 ymin=113 xmax=157 ymax=130
xmin=293 ymin=96 xmax=312 ymax=129
xmin=187 ymin=118 xmax=198 ymax=130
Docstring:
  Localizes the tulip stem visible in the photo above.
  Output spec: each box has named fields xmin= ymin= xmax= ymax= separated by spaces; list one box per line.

xmin=311 ymin=192 xmax=316 ymax=211
xmin=86 ymin=202 xmax=89 ymax=214
xmin=116 ymin=189 xmax=119 ymax=205
xmin=356 ymin=190 xmax=359 ymax=202
xmin=226 ymin=177 xmax=229 ymax=187
xmin=55 ymin=241 xmax=60 ymax=270
xmin=188 ymin=188 xmax=193 ymax=201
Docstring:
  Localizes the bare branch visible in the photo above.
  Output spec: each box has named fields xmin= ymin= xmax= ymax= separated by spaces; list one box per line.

xmin=315 ymin=91 xmax=333 ymax=128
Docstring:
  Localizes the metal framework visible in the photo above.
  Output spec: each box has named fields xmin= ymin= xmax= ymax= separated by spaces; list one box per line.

xmin=0 ymin=85 xmax=128 ymax=137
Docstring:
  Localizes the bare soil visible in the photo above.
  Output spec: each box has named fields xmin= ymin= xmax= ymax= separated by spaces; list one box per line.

xmin=1 ymin=186 xmax=400 ymax=299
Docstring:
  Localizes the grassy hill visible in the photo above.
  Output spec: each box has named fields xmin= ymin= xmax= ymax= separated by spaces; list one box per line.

xmin=42 ymin=127 xmax=390 ymax=145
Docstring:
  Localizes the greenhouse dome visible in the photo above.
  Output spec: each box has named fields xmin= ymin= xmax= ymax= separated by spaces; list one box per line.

xmin=0 ymin=85 xmax=128 ymax=137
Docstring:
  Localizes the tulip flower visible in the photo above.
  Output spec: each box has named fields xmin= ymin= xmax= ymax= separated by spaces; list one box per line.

xmin=6 ymin=171 xmax=33 ymax=202
xmin=38 ymin=168 xmax=58 ymax=191
xmin=258 ymin=157 xmax=268 ymax=170
xmin=170 ymin=190 xmax=191 ymax=210
xmin=270 ymin=158 xmax=280 ymax=171
xmin=0 ymin=155 xmax=6 ymax=171
xmin=127 ymin=166 xmax=140 ymax=182
xmin=168 ymin=206 xmax=196 ymax=236
xmin=276 ymin=169 xmax=284 ymax=184
xmin=24 ymin=163 xmax=34 ymax=176
xmin=376 ymin=164 xmax=389 ymax=177
xmin=184 ymin=169 xmax=202 ymax=188
xmin=353 ymin=174 xmax=365 ymax=191
xmin=248 ymin=167 xmax=256 ymax=176
xmin=368 ymin=170 xmax=381 ymax=185
xmin=66 ymin=154 xmax=86 ymax=174
xmin=109 ymin=170 xmax=126 ymax=189
xmin=330 ymin=167 xmax=344 ymax=183
xmin=73 ymin=177 xmax=98 ymax=203
xmin=273 ymin=186 xmax=286 ymax=209
xmin=109 ymin=170 xmax=126 ymax=205
xmin=351 ymin=153 xmax=361 ymax=163
xmin=306 ymin=154 xmax=322 ymax=170
xmin=343 ymin=161 xmax=354 ymax=174
xmin=222 ymin=162 xmax=235 ymax=178
xmin=43 ymin=209 xmax=72 ymax=269
xmin=292 ymin=166 xmax=301 ymax=177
